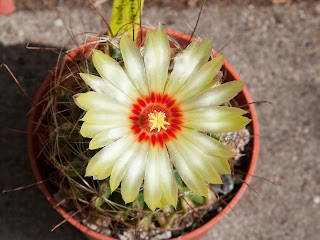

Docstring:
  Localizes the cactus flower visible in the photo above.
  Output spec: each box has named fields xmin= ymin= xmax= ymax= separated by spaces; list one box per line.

xmin=74 ymin=23 xmax=250 ymax=211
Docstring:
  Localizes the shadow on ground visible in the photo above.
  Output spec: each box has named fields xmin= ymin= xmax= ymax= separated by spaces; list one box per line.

xmin=0 ymin=43 xmax=86 ymax=240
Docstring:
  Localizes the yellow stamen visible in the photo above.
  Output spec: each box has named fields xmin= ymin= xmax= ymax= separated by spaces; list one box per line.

xmin=148 ymin=111 xmax=170 ymax=132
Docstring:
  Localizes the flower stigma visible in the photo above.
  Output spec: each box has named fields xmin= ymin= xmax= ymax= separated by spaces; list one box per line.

xmin=148 ymin=111 xmax=170 ymax=132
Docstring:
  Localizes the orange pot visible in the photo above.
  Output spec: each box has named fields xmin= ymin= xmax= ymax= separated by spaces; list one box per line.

xmin=28 ymin=29 xmax=259 ymax=240
xmin=0 ymin=0 xmax=15 ymax=15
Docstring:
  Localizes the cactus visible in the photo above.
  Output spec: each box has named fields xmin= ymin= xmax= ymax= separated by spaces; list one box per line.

xmin=32 ymin=1 xmax=252 ymax=238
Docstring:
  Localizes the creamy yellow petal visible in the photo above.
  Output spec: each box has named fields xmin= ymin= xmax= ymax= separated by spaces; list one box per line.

xmin=89 ymin=126 xmax=130 ymax=150
xmin=80 ymin=122 xmax=115 ymax=138
xmin=165 ymin=38 xmax=212 ymax=95
xmin=206 ymin=156 xmax=231 ymax=175
xmin=73 ymin=91 xmax=129 ymax=112
xmin=165 ymin=140 xmax=208 ymax=197
xmin=121 ymin=142 xmax=148 ymax=203
xmin=158 ymin=195 xmax=170 ymax=209
xmin=184 ymin=106 xmax=247 ymax=122
xmin=120 ymin=35 xmax=149 ymax=96
xmin=85 ymin=134 xmax=136 ymax=177
xmin=110 ymin=141 xmax=142 ymax=191
xmin=175 ymin=55 xmax=224 ymax=103
xmin=92 ymin=50 xmax=139 ymax=99
xmin=144 ymin=23 xmax=170 ymax=91
xmin=79 ymin=73 xmax=131 ymax=104
xmin=182 ymin=128 xmax=235 ymax=158
xmin=144 ymin=145 xmax=162 ymax=211
xmin=81 ymin=108 xmax=129 ymax=125
xmin=175 ymin=134 xmax=222 ymax=184
xmin=96 ymin=170 xmax=112 ymax=180
xmin=159 ymin=148 xmax=178 ymax=207
xmin=181 ymin=81 xmax=245 ymax=111
xmin=187 ymin=115 xmax=251 ymax=133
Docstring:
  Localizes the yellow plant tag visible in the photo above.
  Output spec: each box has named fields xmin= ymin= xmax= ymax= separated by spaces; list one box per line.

xmin=109 ymin=0 xmax=144 ymax=41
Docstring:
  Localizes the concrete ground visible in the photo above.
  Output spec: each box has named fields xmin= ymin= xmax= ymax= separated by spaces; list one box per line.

xmin=1 ymin=1 xmax=319 ymax=239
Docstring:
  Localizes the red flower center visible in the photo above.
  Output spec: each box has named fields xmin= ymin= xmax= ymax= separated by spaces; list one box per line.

xmin=128 ymin=92 xmax=183 ymax=148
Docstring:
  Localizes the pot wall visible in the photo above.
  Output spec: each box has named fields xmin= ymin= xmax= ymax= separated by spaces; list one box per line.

xmin=0 ymin=0 xmax=15 ymax=15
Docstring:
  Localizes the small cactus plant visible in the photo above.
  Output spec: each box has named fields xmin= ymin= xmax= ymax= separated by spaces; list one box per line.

xmin=30 ymin=0 xmax=254 ymax=239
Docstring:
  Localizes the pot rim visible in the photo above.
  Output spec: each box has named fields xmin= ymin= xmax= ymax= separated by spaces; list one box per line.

xmin=28 ymin=28 xmax=259 ymax=240
xmin=0 ymin=0 xmax=15 ymax=15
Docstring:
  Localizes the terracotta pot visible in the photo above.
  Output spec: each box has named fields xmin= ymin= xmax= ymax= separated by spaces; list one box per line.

xmin=0 ymin=0 xmax=15 ymax=15
xmin=28 ymin=29 xmax=259 ymax=240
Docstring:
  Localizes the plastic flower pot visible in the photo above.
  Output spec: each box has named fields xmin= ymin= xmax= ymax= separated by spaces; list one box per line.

xmin=0 ymin=0 xmax=15 ymax=15
xmin=28 ymin=28 xmax=259 ymax=240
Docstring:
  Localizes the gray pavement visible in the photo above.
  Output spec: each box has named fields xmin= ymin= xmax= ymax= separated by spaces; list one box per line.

xmin=1 ymin=1 xmax=319 ymax=240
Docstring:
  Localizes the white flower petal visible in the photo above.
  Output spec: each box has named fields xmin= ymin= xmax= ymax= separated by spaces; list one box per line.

xmin=182 ymin=128 xmax=235 ymax=158
xmin=85 ymin=134 xmax=136 ymax=178
xmin=181 ymin=81 xmax=245 ymax=111
xmin=175 ymin=131 xmax=231 ymax=175
xmin=206 ymin=156 xmax=231 ymax=175
xmin=109 ymin=141 xmax=144 ymax=191
xmin=144 ymin=145 xmax=162 ymax=211
xmin=89 ymin=126 xmax=130 ymax=150
xmin=170 ymin=130 xmax=231 ymax=175
xmin=174 ymin=134 xmax=222 ymax=184
xmin=165 ymin=140 xmax=208 ymax=197
xmin=120 ymin=35 xmax=149 ymax=96
xmin=121 ymin=142 xmax=148 ymax=203
xmin=175 ymin=55 xmax=224 ymax=102
xmin=92 ymin=50 xmax=139 ymax=99
xmin=158 ymin=196 xmax=170 ymax=209
xmin=144 ymin=23 xmax=170 ymax=92
xmin=184 ymin=106 xmax=247 ymax=122
xmin=165 ymin=38 xmax=212 ymax=95
xmin=73 ymin=91 xmax=129 ymax=112
xmin=159 ymin=147 xmax=178 ymax=207
xmin=187 ymin=115 xmax=251 ymax=133
xmin=79 ymin=73 xmax=131 ymax=104
xmin=81 ymin=108 xmax=129 ymax=125
xmin=80 ymin=122 xmax=129 ymax=138
xmin=96 ymin=170 xmax=111 ymax=180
